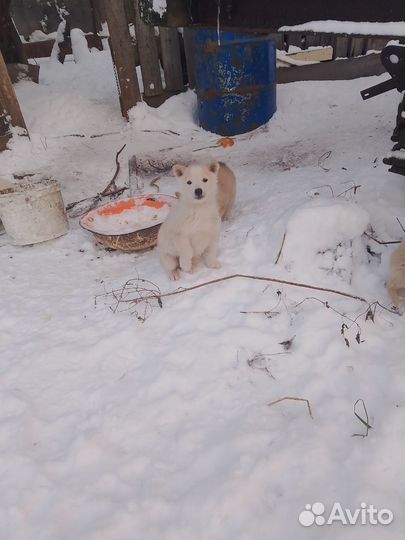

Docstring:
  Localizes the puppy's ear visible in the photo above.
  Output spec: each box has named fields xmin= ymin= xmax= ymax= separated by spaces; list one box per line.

xmin=173 ymin=164 xmax=185 ymax=178
xmin=208 ymin=161 xmax=219 ymax=174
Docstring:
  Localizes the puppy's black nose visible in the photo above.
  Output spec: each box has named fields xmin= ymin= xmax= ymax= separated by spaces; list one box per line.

xmin=194 ymin=188 xmax=203 ymax=198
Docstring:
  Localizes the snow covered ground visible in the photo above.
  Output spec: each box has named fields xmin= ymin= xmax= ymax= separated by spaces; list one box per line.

xmin=0 ymin=48 xmax=404 ymax=540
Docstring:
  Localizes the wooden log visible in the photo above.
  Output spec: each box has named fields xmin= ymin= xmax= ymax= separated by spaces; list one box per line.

xmin=0 ymin=49 xmax=28 ymax=151
xmin=133 ymin=0 xmax=163 ymax=97
xmin=183 ymin=27 xmax=195 ymax=88
xmin=159 ymin=27 xmax=184 ymax=92
xmin=103 ymin=0 xmax=142 ymax=118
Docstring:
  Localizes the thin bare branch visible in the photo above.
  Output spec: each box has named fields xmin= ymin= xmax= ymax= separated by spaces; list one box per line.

xmin=396 ymin=217 xmax=405 ymax=234
xmin=275 ymin=232 xmax=286 ymax=264
xmin=363 ymin=232 xmax=401 ymax=245
xmin=267 ymin=396 xmax=313 ymax=419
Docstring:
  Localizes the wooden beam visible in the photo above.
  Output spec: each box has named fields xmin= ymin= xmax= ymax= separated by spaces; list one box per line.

xmin=134 ymin=0 xmax=163 ymax=97
xmin=159 ymin=27 xmax=184 ymax=92
xmin=103 ymin=0 xmax=142 ymax=118
xmin=23 ymin=34 xmax=102 ymax=59
xmin=0 ymin=49 xmax=28 ymax=151
xmin=277 ymin=52 xmax=385 ymax=84
xmin=284 ymin=46 xmax=333 ymax=63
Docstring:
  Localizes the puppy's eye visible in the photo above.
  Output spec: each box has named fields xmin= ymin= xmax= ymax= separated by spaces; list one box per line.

xmin=202 ymin=178 xmax=208 ymax=183
xmin=187 ymin=180 xmax=192 ymax=185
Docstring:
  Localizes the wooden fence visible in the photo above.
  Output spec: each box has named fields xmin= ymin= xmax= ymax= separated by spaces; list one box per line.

xmin=0 ymin=0 xmax=399 ymax=151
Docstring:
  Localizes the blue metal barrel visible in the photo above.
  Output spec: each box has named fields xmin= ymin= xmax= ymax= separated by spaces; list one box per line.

xmin=193 ymin=30 xmax=277 ymax=136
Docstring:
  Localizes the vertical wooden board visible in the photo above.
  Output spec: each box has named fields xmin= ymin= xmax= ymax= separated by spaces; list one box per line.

xmin=304 ymin=33 xmax=322 ymax=49
xmin=0 ymin=49 xmax=28 ymax=150
xmin=183 ymin=27 xmax=195 ymax=88
xmin=134 ymin=0 xmax=163 ymax=97
xmin=333 ymin=36 xmax=349 ymax=59
xmin=89 ymin=0 xmax=106 ymax=34
xmin=286 ymin=33 xmax=305 ymax=50
xmin=103 ymin=0 xmax=142 ymax=118
xmin=367 ymin=37 xmax=389 ymax=52
xmin=348 ymin=37 xmax=366 ymax=58
xmin=159 ymin=27 xmax=184 ymax=92
xmin=320 ymin=34 xmax=333 ymax=48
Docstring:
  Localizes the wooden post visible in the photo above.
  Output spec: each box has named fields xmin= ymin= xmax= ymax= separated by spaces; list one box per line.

xmin=0 ymin=49 xmax=28 ymax=151
xmin=183 ymin=27 xmax=195 ymax=89
xmin=133 ymin=0 xmax=163 ymax=97
xmin=103 ymin=0 xmax=142 ymax=118
xmin=159 ymin=28 xmax=184 ymax=92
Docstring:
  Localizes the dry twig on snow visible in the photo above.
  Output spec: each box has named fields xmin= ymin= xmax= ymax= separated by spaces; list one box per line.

xmin=352 ymin=398 xmax=372 ymax=437
xmin=97 ymin=273 xmax=369 ymax=321
xmin=267 ymin=396 xmax=314 ymax=419
xmin=274 ymin=232 xmax=286 ymax=264
xmin=66 ymin=144 xmax=127 ymax=217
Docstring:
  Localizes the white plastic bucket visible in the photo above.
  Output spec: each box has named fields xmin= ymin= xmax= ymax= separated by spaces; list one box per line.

xmin=0 ymin=179 xmax=69 ymax=245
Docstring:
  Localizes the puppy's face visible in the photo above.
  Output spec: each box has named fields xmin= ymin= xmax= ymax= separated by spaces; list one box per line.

xmin=173 ymin=161 xmax=219 ymax=204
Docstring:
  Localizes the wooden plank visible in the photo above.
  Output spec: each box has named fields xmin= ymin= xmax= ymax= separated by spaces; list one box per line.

xmin=134 ymin=0 xmax=163 ymax=97
xmin=159 ymin=27 xmax=184 ymax=92
xmin=348 ymin=37 xmax=366 ymax=58
xmin=103 ymin=0 xmax=142 ymax=118
xmin=277 ymin=52 xmax=386 ymax=84
xmin=367 ymin=37 xmax=389 ymax=52
xmin=304 ymin=33 xmax=322 ymax=49
xmin=183 ymin=27 xmax=195 ymax=88
xmin=286 ymin=32 xmax=305 ymax=50
xmin=286 ymin=46 xmax=333 ymax=62
xmin=23 ymin=34 xmax=102 ymax=58
xmin=333 ymin=36 xmax=349 ymax=59
xmin=0 ymin=49 xmax=28 ymax=151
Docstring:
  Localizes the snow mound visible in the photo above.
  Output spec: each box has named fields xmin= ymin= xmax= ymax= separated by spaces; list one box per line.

xmin=282 ymin=199 xmax=370 ymax=283
xmin=70 ymin=29 xmax=92 ymax=64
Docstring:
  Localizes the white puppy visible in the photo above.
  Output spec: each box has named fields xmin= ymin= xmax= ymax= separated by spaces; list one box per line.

xmin=175 ymin=161 xmax=236 ymax=221
xmin=217 ymin=162 xmax=236 ymax=221
xmin=157 ymin=161 xmax=221 ymax=280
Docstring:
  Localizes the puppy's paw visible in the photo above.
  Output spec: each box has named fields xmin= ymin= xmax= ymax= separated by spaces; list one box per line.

xmin=169 ymin=269 xmax=181 ymax=281
xmin=191 ymin=256 xmax=201 ymax=273
xmin=180 ymin=260 xmax=193 ymax=273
